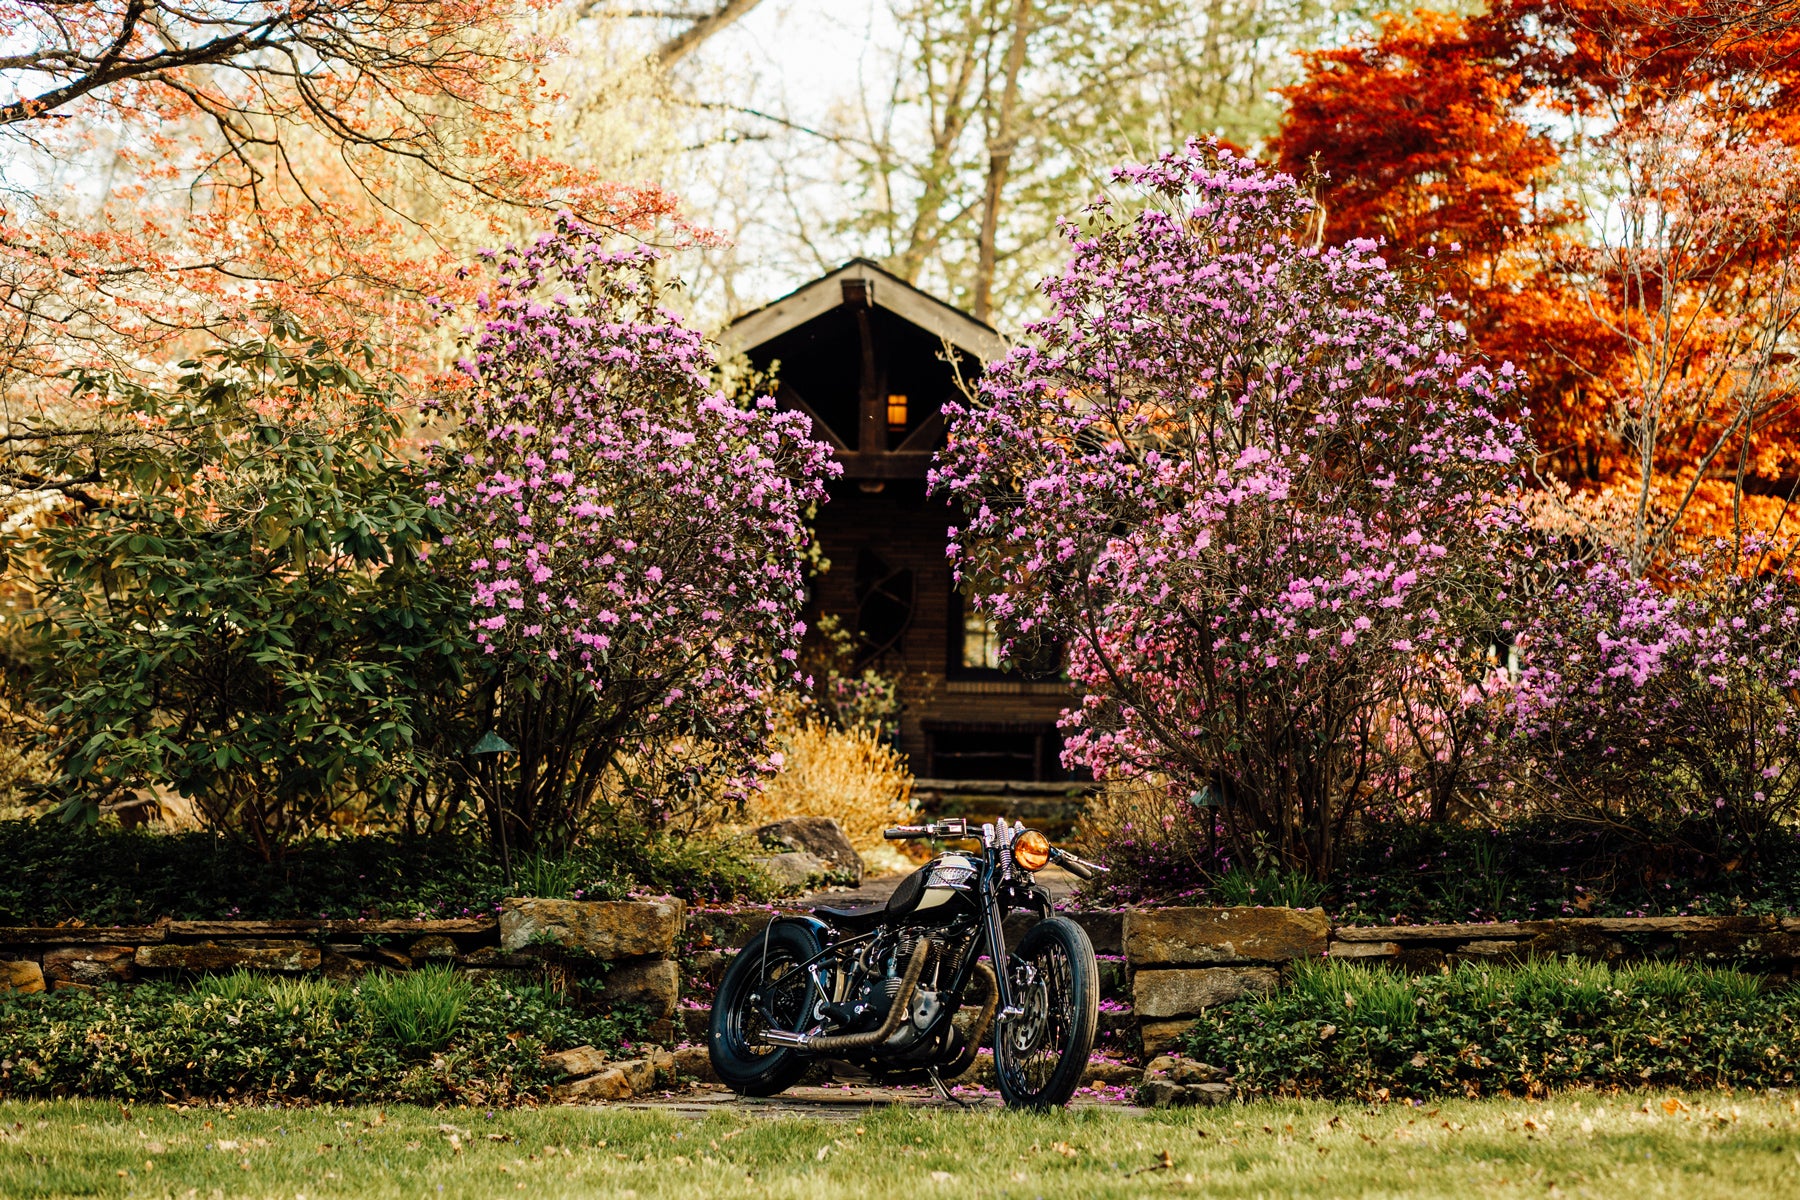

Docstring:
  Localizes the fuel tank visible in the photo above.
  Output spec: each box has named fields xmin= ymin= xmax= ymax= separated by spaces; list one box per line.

xmin=884 ymin=852 xmax=980 ymax=924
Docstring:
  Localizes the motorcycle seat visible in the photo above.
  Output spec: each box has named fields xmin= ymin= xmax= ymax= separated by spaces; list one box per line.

xmin=811 ymin=902 xmax=886 ymax=931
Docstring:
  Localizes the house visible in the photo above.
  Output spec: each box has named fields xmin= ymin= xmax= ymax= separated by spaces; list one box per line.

xmin=721 ymin=261 xmax=1088 ymax=816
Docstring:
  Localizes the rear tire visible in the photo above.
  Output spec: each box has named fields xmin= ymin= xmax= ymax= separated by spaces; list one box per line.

xmin=994 ymin=916 xmax=1098 ymax=1110
xmin=708 ymin=920 xmax=820 ymax=1097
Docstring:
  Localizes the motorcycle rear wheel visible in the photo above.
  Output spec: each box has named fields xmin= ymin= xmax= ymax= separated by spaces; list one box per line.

xmin=994 ymin=915 xmax=1099 ymax=1110
xmin=708 ymin=920 xmax=819 ymax=1097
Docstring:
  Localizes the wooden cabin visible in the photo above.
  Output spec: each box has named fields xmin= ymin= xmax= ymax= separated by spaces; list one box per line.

xmin=721 ymin=260 xmax=1082 ymax=794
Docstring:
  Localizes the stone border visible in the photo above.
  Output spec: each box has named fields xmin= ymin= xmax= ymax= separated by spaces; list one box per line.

xmin=0 ymin=900 xmax=687 ymax=1041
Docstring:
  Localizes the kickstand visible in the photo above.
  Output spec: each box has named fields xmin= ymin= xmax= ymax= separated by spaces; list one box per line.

xmin=927 ymin=1067 xmax=970 ymax=1109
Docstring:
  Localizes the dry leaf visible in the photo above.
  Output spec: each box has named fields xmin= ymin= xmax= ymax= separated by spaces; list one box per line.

xmin=1051 ymin=1141 xmax=1079 ymax=1159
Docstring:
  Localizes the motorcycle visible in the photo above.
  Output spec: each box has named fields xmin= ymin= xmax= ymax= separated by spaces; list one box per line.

xmin=707 ymin=816 xmax=1107 ymax=1109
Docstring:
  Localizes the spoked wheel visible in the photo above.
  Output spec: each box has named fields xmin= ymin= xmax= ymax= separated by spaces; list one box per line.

xmin=994 ymin=916 xmax=1099 ymax=1110
xmin=708 ymin=920 xmax=820 ymax=1097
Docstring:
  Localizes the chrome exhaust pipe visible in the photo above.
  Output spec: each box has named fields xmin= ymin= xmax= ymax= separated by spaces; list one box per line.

xmin=754 ymin=939 xmax=933 ymax=1052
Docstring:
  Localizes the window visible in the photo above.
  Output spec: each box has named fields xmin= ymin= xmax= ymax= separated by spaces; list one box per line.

xmin=886 ymin=393 xmax=908 ymax=433
xmin=961 ymin=608 xmax=1003 ymax=671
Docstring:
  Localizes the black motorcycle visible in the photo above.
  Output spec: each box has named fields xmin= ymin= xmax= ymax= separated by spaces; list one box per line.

xmin=708 ymin=817 xmax=1107 ymax=1109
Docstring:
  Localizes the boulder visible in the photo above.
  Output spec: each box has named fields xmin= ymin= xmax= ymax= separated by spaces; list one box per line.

xmin=1132 ymin=966 xmax=1279 ymax=1019
xmin=1136 ymin=1078 xmax=1231 ymax=1108
xmin=1190 ymin=1082 xmax=1231 ymax=1106
xmin=499 ymin=898 xmax=685 ymax=958
xmin=752 ymin=817 xmax=862 ymax=884
xmin=41 ymin=945 xmax=135 ymax=986
xmin=615 ymin=1057 xmax=656 ymax=1094
xmin=1 ymin=961 xmax=45 ymax=997
xmin=1138 ymin=1018 xmax=1197 ymax=1059
xmin=748 ymin=852 xmax=830 ymax=891
xmin=556 ymin=1068 xmax=633 ymax=1101
xmin=1136 ymin=1079 xmax=1187 ymax=1109
xmin=1125 ymin=907 xmax=1328 ymax=967
xmin=543 ymin=1045 xmax=611 ymax=1077
xmin=593 ymin=958 xmax=680 ymax=1020
xmin=673 ymin=1045 xmax=718 ymax=1083
xmin=134 ymin=943 xmax=319 ymax=972
xmin=1144 ymin=1055 xmax=1223 ymax=1085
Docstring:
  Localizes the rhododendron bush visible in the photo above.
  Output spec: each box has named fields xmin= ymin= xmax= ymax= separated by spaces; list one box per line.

xmin=1504 ymin=544 xmax=1800 ymax=845
xmin=440 ymin=217 xmax=838 ymax=849
xmin=934 ymin=145 xmax=1530 ymax=877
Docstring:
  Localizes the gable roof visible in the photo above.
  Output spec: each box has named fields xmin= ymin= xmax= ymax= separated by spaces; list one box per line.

xmin=720 ymin=258 xmax=1008 ymax=363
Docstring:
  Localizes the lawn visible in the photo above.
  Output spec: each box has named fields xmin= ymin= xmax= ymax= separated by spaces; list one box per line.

xmin=4 ymin=1092 xmax=1799 ymax=1199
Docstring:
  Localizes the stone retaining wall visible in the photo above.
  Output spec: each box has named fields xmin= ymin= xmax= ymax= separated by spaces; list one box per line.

xmin=8 ymin=897 xmax=1797 ymax=1071
xmin=0 ymin=898 xmax=687 ymax=1042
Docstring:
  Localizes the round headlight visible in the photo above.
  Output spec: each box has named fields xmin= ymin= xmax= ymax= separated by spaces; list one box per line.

xmin=1013 ymin=830 xmax=1051 ymax=872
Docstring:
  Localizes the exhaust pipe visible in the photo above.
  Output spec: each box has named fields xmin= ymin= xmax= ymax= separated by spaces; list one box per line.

xmin=756 ymin=938 xmax=933 ymax=1052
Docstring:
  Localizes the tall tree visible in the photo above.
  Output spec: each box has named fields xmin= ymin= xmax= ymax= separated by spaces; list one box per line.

xmin=1277 ymin=0 xmax=1800 ymax=568
xmin=697 ymin=0 xmax=1346 ymax=326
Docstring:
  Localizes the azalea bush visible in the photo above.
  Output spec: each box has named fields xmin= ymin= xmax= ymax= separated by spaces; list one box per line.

xmin=437 ymin=216 xmax=838 ymax=850
xmin=935 ymin=144 xmax=1530 ymax=877
xmin=1504 ymin=544 xmax=1800 ymax=847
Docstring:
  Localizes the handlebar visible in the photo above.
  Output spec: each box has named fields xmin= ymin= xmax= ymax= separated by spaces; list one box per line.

xmin=883 ymin=818 xmax=974 ymax=841
xmin=882 ymin=820 xmax=1110 ymax=880
xmin=1049 ymin=846 xmax=1108 ymax=881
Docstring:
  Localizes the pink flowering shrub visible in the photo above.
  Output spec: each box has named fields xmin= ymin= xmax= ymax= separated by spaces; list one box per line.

xmin=933 ymin=144 xmax=1530 ymax=877
xmin=1505 ymin=544 xmax=1800 ymax=844
xmin=438 ymin=216 xmax=838 ymax=847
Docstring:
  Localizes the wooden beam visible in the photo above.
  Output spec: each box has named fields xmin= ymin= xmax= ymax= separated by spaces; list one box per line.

xmin=775 ymin=383 xmax=848 ymax=451
xmin=849 ymin=279 xmax=885 ymax=455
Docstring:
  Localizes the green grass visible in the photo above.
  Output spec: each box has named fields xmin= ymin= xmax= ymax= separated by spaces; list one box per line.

xmin=4 ymin=1092 xmax=1800 ymax=1198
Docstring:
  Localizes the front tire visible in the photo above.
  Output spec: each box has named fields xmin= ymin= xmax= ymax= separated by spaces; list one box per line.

xmin=995 ymin=916 xmax=1098 ymax=1110
xmin=708 ymin=920 xmax=820 ymax=1097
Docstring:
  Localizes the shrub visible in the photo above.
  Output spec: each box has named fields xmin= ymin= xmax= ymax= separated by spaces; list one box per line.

xmin=934 ymin=143 xmax=1529 ymax=878
xmin=1185 ymin=957 xmax=1800 ymax=1100
xmin=439 ymin=218 xmax=837 ymax=851
xmin=29 ymin=325 xmax=467 ymax=858
xmin=735 ymin=721 xmax=915 ymax=856
xmin=0 ymin=975 xmax=645 ymax=1104
xmin=1505 ymin=546 xmax=1800 ymax=847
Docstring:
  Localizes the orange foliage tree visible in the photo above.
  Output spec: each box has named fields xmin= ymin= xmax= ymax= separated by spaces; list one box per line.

xmin=0 ymin=1 xmax=682 ymax=440
xmin=1275 ymin=0 xmax=1800 ymax=569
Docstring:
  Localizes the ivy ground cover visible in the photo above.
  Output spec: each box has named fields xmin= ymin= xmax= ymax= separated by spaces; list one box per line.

xmin=5 ymin=1093 xmax=1800 ymax=1199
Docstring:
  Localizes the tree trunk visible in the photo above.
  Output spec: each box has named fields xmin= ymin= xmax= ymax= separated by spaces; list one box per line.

xmin=973 ymin=0 xmax=1033 ymax=324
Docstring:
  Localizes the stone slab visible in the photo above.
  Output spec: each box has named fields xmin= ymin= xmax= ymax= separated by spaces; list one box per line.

xmin=134 ymin=943 xmax=320 ymax=972
xmin=500 ymin=898 xmax=685 ymax=958
xmin=1139 ymin=1018 xmax=1197 ymax=1059
xmin=42 ymin=945 xmax=135 ymax=985
xmin=1327 ymin=940 xmax=1401 ymax=959
xmin=1133 ymin=966 xmax=1278 ymax=1019
xmin=1125 ymin=907 xmax=1328 ymax=967
xmin=0 ymin=926 xmax=165 ymax=946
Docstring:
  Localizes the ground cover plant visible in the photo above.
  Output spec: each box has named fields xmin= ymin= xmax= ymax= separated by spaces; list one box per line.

xmin=1185 ymin=958 xmax=1800 ymax=1102
xmin=5 ymin=1092 xmax=1800 ymax=1199
xmin=0 ymin=819 xmax=781 ymax=926
xmin=0 ymin=972 xmax=647 ymax=1105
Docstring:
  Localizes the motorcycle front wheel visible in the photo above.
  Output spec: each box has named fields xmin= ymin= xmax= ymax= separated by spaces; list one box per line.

xmin=994 ymin=915 xmax=1099 ymax=1110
